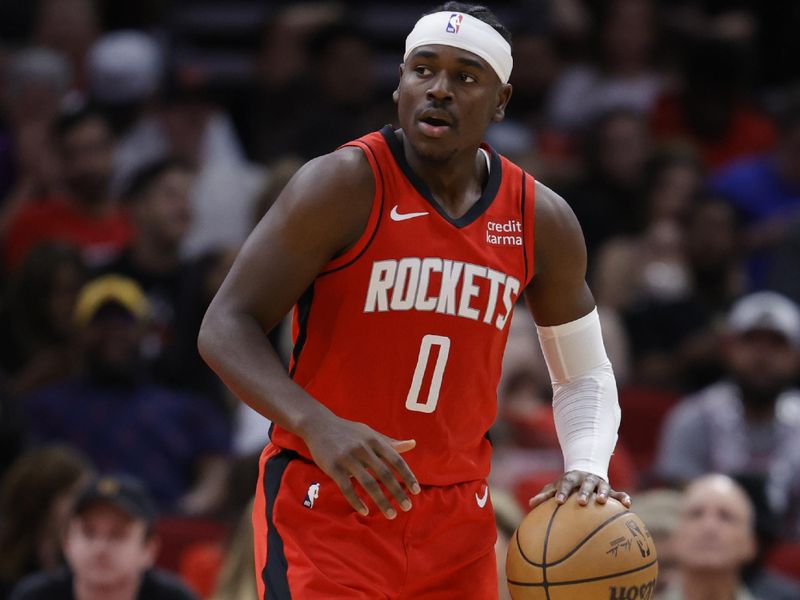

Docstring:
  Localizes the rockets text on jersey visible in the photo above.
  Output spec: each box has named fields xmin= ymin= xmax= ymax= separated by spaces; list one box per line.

xmin=363 ymin=257 xmax=520 ymax=331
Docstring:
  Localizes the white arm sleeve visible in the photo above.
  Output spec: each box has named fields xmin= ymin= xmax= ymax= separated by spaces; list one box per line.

xmin=536 ymin=307 xmax=621 ymax=481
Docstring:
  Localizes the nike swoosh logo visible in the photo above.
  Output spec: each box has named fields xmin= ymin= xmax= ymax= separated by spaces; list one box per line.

xmin=476 ymin=485 xmax=489 ymax=508
xmin=390 ymin=205 xmax=429 ymax=221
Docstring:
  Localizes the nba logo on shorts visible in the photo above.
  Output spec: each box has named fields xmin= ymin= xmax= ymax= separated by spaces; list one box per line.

xmin=303 ymin=482 xmax=320 ymax=508
xmin=446 ymin=13 xmax=463 ymax=33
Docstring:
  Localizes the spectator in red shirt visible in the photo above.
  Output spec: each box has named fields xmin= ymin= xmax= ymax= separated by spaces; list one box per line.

xmin=4 ymin=105 xmax=132 ymax=270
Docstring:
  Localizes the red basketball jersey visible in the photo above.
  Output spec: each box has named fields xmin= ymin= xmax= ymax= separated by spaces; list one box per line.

xmin=271 ymin=125 xmax=536 ymax=485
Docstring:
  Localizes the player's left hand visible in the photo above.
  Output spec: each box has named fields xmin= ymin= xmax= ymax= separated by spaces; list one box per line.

xmin=528 ymin=471 xmax=631 ymax=509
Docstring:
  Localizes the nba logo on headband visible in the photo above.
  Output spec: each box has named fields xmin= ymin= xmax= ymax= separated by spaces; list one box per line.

xmin=446 ymin=13 xmax=463 ymax=33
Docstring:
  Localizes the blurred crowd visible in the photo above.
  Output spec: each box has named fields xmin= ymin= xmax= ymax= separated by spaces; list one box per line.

xmin=0 ymin=0 xmax=799 ymax=599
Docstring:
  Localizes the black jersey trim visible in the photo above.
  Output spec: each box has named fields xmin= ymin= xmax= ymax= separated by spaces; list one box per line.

xmin=288 ymin=283 xmax=315 ymax=379
xmin=520 ymin=170 xmax=529 ymax=284
xmin=379 ymin=124 xmax=502 ymax=229
xmin=319 ymin=139 xmax=385 ymax=277
xmin=261 ymin=450 xmax=297 ymax=599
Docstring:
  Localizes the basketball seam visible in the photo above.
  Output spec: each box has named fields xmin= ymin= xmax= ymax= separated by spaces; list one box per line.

xmin=547 ymin=510 xmax=632 ymax=567
xmin=541 ymin=502 xmax=561 ymax=600
xmin=514 ymin=527 xmax=543 ymax=569
xmin=507 ymin=558 xmax=658 ymax=587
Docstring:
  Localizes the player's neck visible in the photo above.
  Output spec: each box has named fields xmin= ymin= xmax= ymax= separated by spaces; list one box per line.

xmin=401 ymin=136 xmax=488 ymax=220
xmin=678 ymin=569 xmax=741 ymax=600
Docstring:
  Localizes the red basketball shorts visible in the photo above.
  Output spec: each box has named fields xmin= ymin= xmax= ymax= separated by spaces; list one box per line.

xmin=252 ymin=443 xmax=498 ymax=599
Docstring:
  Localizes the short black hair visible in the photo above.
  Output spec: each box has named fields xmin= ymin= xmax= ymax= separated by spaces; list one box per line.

xmin=53 ymin=104 xmax=111 ymax=141
xmin=424 ymin=2 xmax=511 ymax=45
xmin=123 ymin=157 xmax=193 ymax=202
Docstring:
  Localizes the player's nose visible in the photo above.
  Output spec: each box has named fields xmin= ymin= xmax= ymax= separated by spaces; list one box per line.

xmin=426 ymin=72 xmax=453 ymax=102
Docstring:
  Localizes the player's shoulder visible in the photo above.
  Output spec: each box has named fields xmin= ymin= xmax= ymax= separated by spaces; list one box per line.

xmin=268 ymin=145 xmax=376 ymax=250
xmin=531 ymin=180 xmax=586 ymax=277
xmin=493 ymin=156 xmax=563 ymax=211
xmin=282 ymin=145 xmax=374 ymax=215
xmin=534 ymin=180 xmax=573 ymax=219
xmin=534 ymin=181 xmax=583 ymax=242
xmin=296 ymin=145 xmax=373 ymax=194
xmin=495 ymin=165 xmax=579 ymax=238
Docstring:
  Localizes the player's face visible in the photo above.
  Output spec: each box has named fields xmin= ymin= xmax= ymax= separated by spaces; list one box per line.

xmin=63 ymin=503 xmax=155 ymax=589
xmin=395 ymin=44 xmax=511 ymax=161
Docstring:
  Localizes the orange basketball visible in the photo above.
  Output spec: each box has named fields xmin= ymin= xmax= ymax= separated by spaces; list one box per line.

xmin=506 ymin=495 xmax=658 ymax=600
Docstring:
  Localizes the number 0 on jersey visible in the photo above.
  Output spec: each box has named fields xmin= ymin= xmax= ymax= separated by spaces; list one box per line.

xmin=406 ymin=335 xmax=451 ymax=413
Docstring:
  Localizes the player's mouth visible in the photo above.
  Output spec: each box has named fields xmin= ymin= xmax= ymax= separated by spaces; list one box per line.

xmin=418 ymin=111 xmax=454 ymax=138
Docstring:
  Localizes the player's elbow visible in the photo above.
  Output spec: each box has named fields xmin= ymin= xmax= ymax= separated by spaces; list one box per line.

xmin=197 ymin=302 xmax=223 ymax=369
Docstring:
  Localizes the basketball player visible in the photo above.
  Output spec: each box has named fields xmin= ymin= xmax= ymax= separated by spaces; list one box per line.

xmin=199 ymin=3 xmax=629 ymax=597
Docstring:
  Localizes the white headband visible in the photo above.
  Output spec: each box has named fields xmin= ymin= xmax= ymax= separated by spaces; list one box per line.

xmin=404 ymin=12 xmax=513 ymax=84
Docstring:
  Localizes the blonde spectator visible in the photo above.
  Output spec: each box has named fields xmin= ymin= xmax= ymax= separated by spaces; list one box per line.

xmin=210 ymin=499 xmax=257 ymax=600
xmin=632 ymin=489 xmax=683 ymax=597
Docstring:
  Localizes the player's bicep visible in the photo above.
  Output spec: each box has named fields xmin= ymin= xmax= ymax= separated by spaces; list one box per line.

xmin=525 ymin=181 xmax=595 ymax=326
xmin=211 ymin=149 xmax=372 ymax=330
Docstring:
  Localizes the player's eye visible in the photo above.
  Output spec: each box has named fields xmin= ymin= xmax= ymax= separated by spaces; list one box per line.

xmin=414 ymin=65 xmax=432 ymax=76
xmin=459 ymin=73 xmax=477 ymax=83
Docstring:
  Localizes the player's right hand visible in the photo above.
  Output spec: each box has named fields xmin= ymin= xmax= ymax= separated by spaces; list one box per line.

xmin=300 ymin=413 xmax=421 ymax=519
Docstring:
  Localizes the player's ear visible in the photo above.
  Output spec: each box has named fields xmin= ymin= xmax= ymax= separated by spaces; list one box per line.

xmin=393 ymin=64 xmax=404 ymax=104
xmin=492 ymin=83 xmax=513 ymax=122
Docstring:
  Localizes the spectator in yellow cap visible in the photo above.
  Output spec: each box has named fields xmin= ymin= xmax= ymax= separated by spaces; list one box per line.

xmin=21 ymin=275 xmax=230 ymax=514
xmin=73 ymin=274 xmax=150 ymax=327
